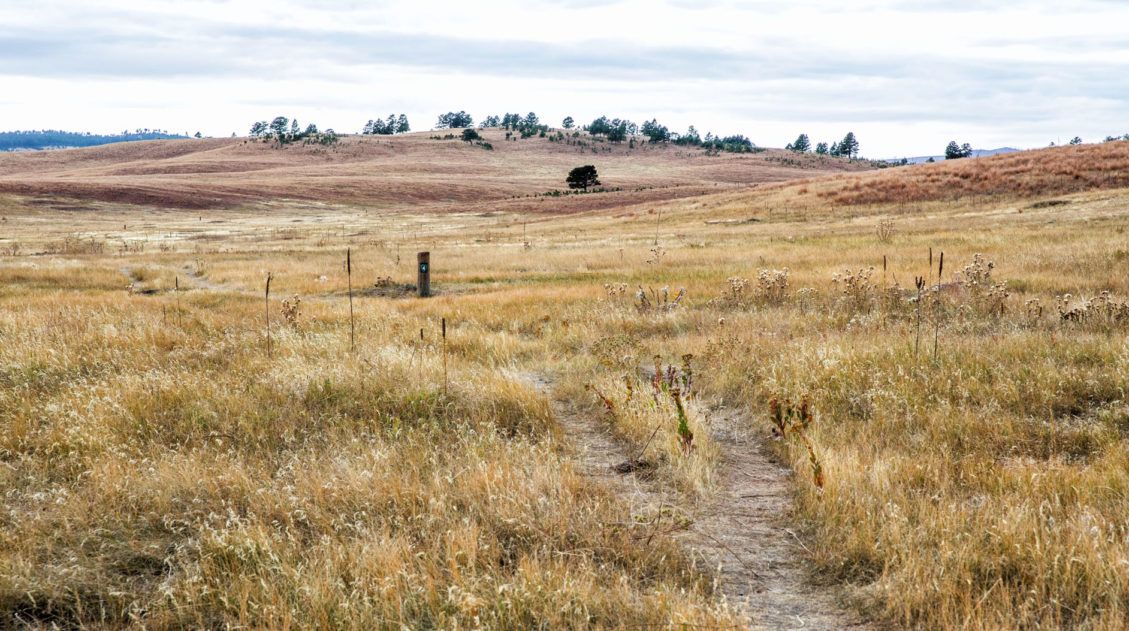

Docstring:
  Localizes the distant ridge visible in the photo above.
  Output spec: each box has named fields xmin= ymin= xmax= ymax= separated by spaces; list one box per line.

xmin=891 ymin=147 xmax=1021 ymax=164
xmin=0 ymin=130 xmax=189 ymax=152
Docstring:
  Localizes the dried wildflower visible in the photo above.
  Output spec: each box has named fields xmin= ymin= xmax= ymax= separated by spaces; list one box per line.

xmin=876 ymin=218 xmax=895 ymax=243
xmin=604 ymin=282 xmax=628 ymax=299
xmin=755 ymin=268 xmax=790 ymax=303
xmin=1056 ymin=291 xmax=1129 ymax=326
xmin=832 ymin=266 xmax=877 ymax=314
xmin=281 ymin=294 xmax=301 ymax=329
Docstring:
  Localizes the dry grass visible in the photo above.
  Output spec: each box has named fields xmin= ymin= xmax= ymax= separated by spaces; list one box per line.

xmin=2 ymin=139 xmax=1129 ymax=628
xmin=794 ymin=140 xmax=1129 ymax=206
xmin=0 ymin=276 xmax=740 ymax=628
xmin=0 ymin=132 xmax=870 ymax=212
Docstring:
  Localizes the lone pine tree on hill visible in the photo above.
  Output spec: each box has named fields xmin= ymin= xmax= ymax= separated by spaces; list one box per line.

xmin=566 ymin=165 xmax=600 ymax=190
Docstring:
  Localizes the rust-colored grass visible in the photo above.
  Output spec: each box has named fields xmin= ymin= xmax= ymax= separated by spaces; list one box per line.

xmin=0 ymin=131 xmax=871 ymax=212
xmin=777 ymin=140 xmax=1129 ymax=206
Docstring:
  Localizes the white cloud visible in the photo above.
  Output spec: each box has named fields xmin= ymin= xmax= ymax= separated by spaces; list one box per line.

xmin=0 ymin=0 xmax=1126 ymax=155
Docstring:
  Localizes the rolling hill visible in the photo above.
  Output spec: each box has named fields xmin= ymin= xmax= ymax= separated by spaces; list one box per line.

xmin=0 ymin=130 xmax=873 ymax=213
xmin=766 ymin=139 xmax=1129 ymax=206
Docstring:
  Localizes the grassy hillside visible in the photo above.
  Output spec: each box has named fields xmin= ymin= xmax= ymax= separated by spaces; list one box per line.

xmin=776 ymin=139 xmax=1129 ymax=207
xmin=0 ymin=130 xmax=871 ymax=212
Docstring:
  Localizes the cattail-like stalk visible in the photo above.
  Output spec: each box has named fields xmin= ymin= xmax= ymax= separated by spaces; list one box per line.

xmin=441 ymin=317 xmax=448 ymax=395
xmin=174 ymin=276 xmax=181 ymax=328
xmin=933 ymin=251 xmax=944 ymax=360
xmin=914 ymin=276 xmax=925 ymax=359
xmin=265 ymin=272 xmax=273 ymax=359
xmin=346 ymin=248 xmax=355 ymax=353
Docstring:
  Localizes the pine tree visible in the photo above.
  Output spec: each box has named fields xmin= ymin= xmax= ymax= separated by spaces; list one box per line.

xmin=945 ymin=141 xmax=974 ymax=159
xmin=789 ymin=133 xmax=811 ymax=152
xmin=839 ymin=132 xmax=859 ymax=159
xmin=566 ymin=165 xmax=600 ymax=190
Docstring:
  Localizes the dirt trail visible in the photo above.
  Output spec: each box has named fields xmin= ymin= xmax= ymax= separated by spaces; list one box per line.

xmin=522 ymin=374 xmax=676 ymax=514
xmin=119 ymin=263 xmax=244 ymax=295
xmin=683 ymin=408 xmax=870 ymax=630
xmin=525 ymin=374 xmax=868 ymax=630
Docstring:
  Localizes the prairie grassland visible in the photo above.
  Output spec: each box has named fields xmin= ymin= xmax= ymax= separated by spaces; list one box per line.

xmin=0 ymin=248 xmax=741 ymax=628
xmin=3 ymin=144 xmax=1129 ymax=628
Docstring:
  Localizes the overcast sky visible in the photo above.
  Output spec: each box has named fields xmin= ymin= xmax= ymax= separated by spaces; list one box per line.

xmin=2 ymin=0 xmax=1127 ymax=156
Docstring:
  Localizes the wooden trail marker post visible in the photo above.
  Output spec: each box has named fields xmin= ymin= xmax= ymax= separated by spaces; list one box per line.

xmin=417 ymin=251 xmax=431 ymax=297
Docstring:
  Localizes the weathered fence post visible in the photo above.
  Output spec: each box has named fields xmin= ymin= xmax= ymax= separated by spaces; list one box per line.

xmin=417 ymin=251 xmax=431 ymax=297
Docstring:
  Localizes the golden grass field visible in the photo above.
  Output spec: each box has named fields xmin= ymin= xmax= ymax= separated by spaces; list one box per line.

xmin=2 ymin=134 xmax=1129 ymax=629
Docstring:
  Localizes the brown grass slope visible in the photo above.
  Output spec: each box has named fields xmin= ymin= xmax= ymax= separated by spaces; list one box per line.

xmin=779 ymin=139 xmax=1129 ymax=206
xmin=0 ymin=131 xmax=871 ymax=212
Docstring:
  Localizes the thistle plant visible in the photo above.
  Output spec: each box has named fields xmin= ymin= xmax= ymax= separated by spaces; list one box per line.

xmin=679 ymin=354 xmax=694 ymax=397
xmin=281 ymin=295 xmax=302 ymax=329
xmin=768 ymin=396 xmax=813 ymax=438
xmin=768 ymin=396 xmax=822 ymax=488
xmin=1056 ymin=291 xmax=1129 ymax=326
xmin=958 ymin=253 xmax=1009 ymax=316
xmin=832 ymin=266 xmax=877 ymax=314
xmin=756 ymin=268 xmax=790 ymax=304
xmin=636 ymin=285 xmax=686 ymax=313
xmin=670 ymin=387 xmax=694 ymax=455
